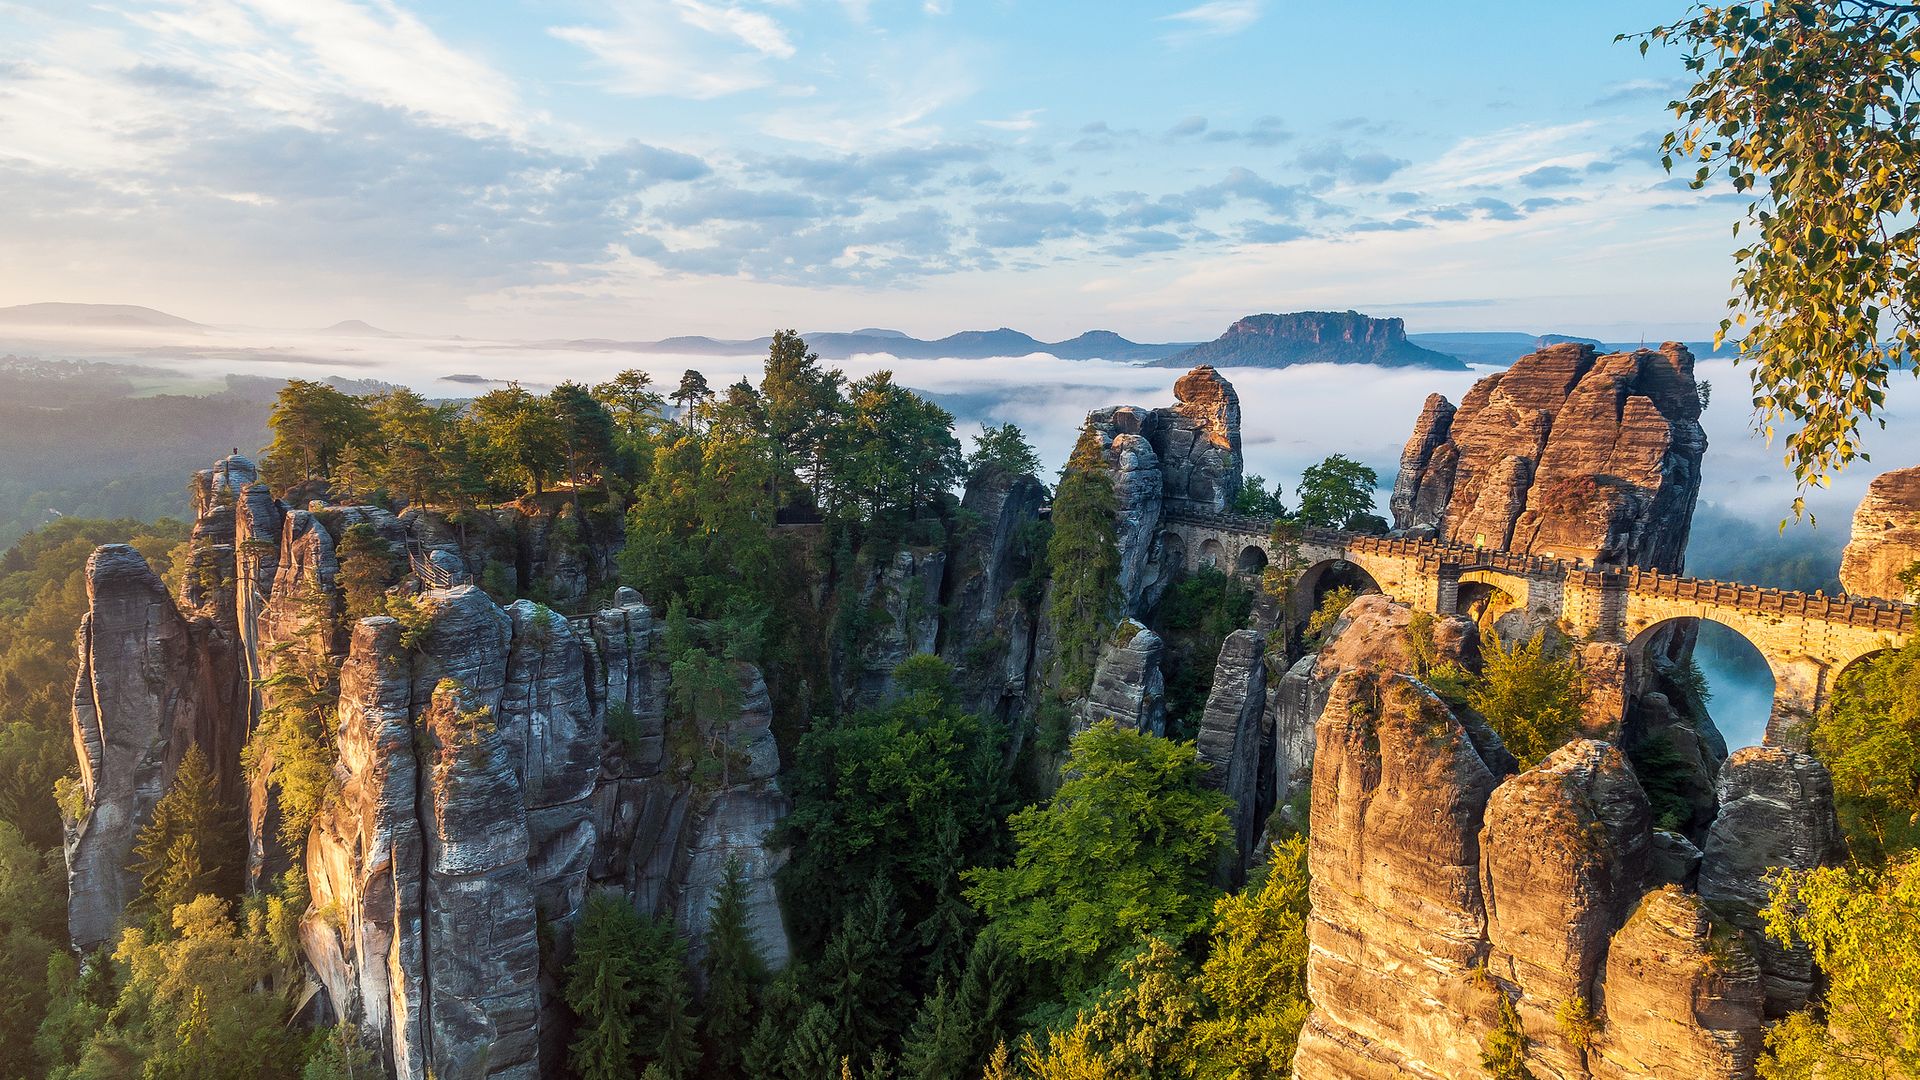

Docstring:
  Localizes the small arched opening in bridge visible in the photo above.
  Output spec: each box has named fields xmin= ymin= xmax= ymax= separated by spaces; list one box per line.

xmin=1289 ymin=558 xmax=1383 ymax=647
xmin=1158 ymin=531 xmax=1188 ymax=576
xmin=1456 ymin=576 xmax=1521 ymax=639
xmin=1627 ymin=617 xmax=1777 ymax=753
xmin=1196 ymin=538 xmax=1225 ymax=571
xmin=1234 ymin=545 xmax=1268 ymax=577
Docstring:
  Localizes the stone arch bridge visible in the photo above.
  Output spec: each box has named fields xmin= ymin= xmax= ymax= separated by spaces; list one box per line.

xmin=1162 ymin=509 xmax=1913 ymax=742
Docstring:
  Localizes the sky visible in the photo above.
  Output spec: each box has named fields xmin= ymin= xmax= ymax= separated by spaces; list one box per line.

xmin=0 ymin=0 xmax=1748 ymax=341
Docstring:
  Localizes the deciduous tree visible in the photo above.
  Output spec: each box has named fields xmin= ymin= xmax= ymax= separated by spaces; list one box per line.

xmin=1629 ymin=3 xmax=1920 ymax=509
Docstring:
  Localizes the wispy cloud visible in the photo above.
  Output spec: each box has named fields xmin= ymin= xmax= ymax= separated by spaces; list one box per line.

xmin=550 ymin=1 xmax=790 ymax=99
xmin=671 ymin=0 xmax=795 ymax=58
xmin=1159 ymin=1 xmax=1263 ymax=41
xmin=134 ymin=0 xmax=527 ymax=133
xmin=980 ymin=109 xmax=1043 ymax=132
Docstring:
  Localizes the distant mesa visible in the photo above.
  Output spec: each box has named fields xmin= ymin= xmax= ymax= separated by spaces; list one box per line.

xmin=441 ymin=373 xmax=506 ymax=386
xmin=1153 ymin=310 xmax=1467 ymax=370
xmin=0 ymin=302 xmax=203 ymax=329
xmin=316 ymin=319 xmax=401 ymax=337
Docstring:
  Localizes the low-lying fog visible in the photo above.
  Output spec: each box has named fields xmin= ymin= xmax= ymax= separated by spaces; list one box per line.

xmin=15 ymin=322 xmax=1919 ymax=751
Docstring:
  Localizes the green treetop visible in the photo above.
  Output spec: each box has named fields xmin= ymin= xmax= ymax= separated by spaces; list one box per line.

xmin=963 ymin=721 xmax=1232 ymax=994
xmin=1294 ymin=454 xmax=1378 ymax=530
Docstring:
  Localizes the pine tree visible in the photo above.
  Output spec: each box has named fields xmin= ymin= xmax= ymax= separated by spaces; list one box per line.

xmin=653 ymin=958 xmax=701 ymax=1080
xmin=701 ymin=859 xmax=766 ymax=1078
xmin=815 ymin=878 xmax=907 ymax=1061
xmin=743 ymin=968 xmax=806 ymax=1078
xmin=898 ymin=934 xmax=1016 ymax=1080
xmin=1046 ymin=425 xmax=1121 ymax=695
xmin=760 ymin=330 xmax=845 ymax=504
xmin=334 ymin=522 xmax=395 ymax=621
xmin=565 ymin=893 xmax=650 ymax=1080
xmin=782 ymin=1002 xmax=844 ymax=1080
xmin=129 ymin=745 xmax=239 ymax=924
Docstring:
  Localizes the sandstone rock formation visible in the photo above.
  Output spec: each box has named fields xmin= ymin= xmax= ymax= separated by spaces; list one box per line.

xmin=1392 ymin=342 xmax=1707 ymax=572
xmin=65 ymin=545 xmax=216 ymax=949
xmin=845 ymin=546 xmax=946 ymax=708
xmin=1698 ymin=747 xmax=1845 ymax=1016
xmin=1839 ymin=463 xmax=1920 ymax=601
xmin=1292 ymin=597 xmax=1776 ymax=1080
xmin=938 ymin=467 xmax=1047 ymax=724
xmin=1195 ymin=629 xmax=1267 ymax=870
xmin=1481 ymin=740 xmax=1651 ymax=1077
xmin=1294 ymin=668 xmax=1503 ymax=1079
xmin=1590 ymin=886 xmax=1764 ymax=1079
xmin=1080 ymin=365 xmax=1244 ymax=612
xmin=64 ymin=455 xmax=795 ymax=1077
xmin=1269 ymin=594 xmax=1493 ymax=821
xmin=1078 ymin=620 xmax=1166 ymax=736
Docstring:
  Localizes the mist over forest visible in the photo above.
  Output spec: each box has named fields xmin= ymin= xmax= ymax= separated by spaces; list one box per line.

xmin=0 ymin=320 xmax=1907 ymax=753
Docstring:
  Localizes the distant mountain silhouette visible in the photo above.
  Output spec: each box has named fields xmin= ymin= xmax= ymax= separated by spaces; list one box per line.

xmin=0 ymin=302 xmax=203 ymax=329
xmin=1152 ymin=311 xmax=1466 ymax=370
xmin=544 ymin=327 xmax=1197 ymax=362
xmin=315 ymin=319 xmax=402 ymax=337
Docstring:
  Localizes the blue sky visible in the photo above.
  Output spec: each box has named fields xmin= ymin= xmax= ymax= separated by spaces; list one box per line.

xmin=0 ymin=1 xmax=1744 ymax=340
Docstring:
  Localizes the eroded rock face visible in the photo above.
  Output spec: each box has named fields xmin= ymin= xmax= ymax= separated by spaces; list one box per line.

xmin=1481 ymin=740 xmax=1652 ymax=1076
xmin=846 ymin=546 xmax=946 ymax=708
xmin=1390 ymin=394 xmax=1458 ymax=531
xmin=65 ymin=545 xmax=211 ymax=949
xmin=1292 ymin=598 xmax=1771 ymax=1080
xmin=1698 ymin=747 xmax=1845 ymax=1016
xmin=1269 ymin=595 xmax=1493 ymax=822
xmin=303 ymin=587 xmax=546 ymax=1080
xmin=939 ymin=468 xmax=1047 ymax=724
xmin=1392 ymin=342 xmax=1706 ymax=571
xmin=1081 ymin=407 xmax=1166 ymax=613
xmin=1839 ymin=464 xmax=1920 ymax=601
xmin=1080 ymin=365 xmax=1245 ymax=613
xmin=1590 ymin=887 xmax=1764 ymax=1080
xmin=1195 ymin=629 xmax=1267 ymax=871
xmin=1078 ymin=621 xmax=1166 ymax=735
xmin=1295 ymin=669 xmax=1503 ymax=1080
xmin=1159 ymin=365 xmax=1243 ymax=511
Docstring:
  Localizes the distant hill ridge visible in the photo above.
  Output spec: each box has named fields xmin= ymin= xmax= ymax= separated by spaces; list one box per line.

xmin=546 ymin=326 xmax=1199 ymax=362
xmin=0 ymin=302 xmax=204 ymax=329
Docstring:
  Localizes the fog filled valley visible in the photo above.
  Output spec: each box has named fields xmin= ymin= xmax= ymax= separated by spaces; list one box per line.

xmin=0 ymin=305 xmax=1912 ymax=1080
xmin=0 ymin=318 xmax=1887 ymax=752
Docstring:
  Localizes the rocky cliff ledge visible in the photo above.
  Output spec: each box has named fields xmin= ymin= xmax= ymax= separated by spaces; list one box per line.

xmin=1290 ymin=593 xmax=1839 ymax=1079
xmin=62 ymin=456 xmax=793 ymax=1078
xmin=1839 ymin=463 xmax=1920 ymax=600
xmin=1392 ymin=342 xmax=1707 ymax=571
xmin=1080 ymin=364 xmax=1244 ymax=613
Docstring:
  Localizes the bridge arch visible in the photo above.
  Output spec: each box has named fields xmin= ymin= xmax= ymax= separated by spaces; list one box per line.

xmin=1196 ymin=537 xmax=1225 ymax=571
xmin=1288 ymin=557 xmax=1384 ymax=641
xmin=1627 ymin=616 xmax=1779 ymax=749
xmin=1235 ymin=545 xmax=1268 ymax=576
xmin=1159 ymin=530 xmax=1188 ymax=577
xmin=1455 ymin=569 xmax=1523 ymax=632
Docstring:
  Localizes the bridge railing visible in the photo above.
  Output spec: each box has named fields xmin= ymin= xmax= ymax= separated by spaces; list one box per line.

xmin=1622 ymin=567 xmax=1913 ymax=632
xmin=1162 ymin=507 xmax=1914 ymax=633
